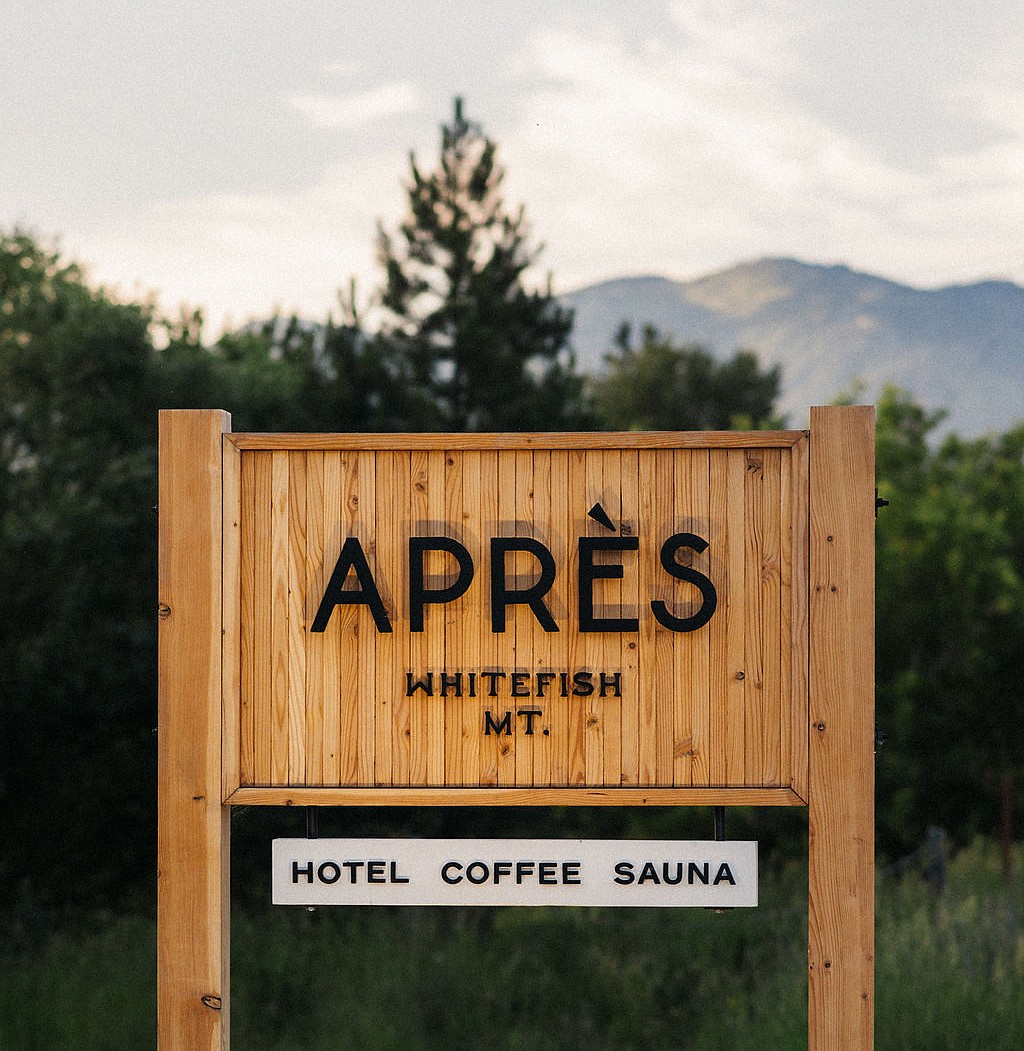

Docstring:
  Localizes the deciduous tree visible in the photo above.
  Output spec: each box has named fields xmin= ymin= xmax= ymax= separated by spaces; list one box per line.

xmin=590 ymin=323 xmax=782 ymax=431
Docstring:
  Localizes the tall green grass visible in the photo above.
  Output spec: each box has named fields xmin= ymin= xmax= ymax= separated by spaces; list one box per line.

xmin=1 ymin=842 xmax=1019 ymax=1049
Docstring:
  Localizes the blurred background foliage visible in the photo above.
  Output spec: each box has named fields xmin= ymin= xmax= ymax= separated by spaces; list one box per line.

xmin=1 ymin=103 xmax=1022 ymax=1047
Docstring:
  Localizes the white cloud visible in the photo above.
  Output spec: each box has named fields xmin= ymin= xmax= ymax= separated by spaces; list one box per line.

xmin=498 ymin=8 xmax=1024 ymax=291
xmin=79 ymin=151 xmax=410 ymax=334
xmin=290 ymin=81 xmax=421 ymax=130
xmin=53 ymin=1 xmax=1024 ymax=336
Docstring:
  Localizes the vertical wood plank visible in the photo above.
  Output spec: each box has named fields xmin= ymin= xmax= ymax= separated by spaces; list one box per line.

xmin=652 ymin=451 xmax=674 ymax=784
xmin=478 ymin=449 xmax=500 ymax=786
xmin=373 ymin=452 xmax=395 ymax=786
xmin=565 ymin=449 xmax=587 ymax=785
xmin=619 ymin=448 xmax=640 ymax=787
xmin=743 ymin=449 xmax=768 ymax=786
xmin=458 ymin=451 xmax=482 ymax=785
xmin=789 ymin=432 xmax=810 ymax=801
xmin=530 ymin=449 xmax=554 ymax=786
xmin=600 ymin=449 xmax=623 ymax=787
xmin=251 ymin=452 xmax=273 ymax=783
xmin=763 ymin=447 xmax=782 ymax=787
xmin=706 ymin=450 xmax=729 ymax=785
xmin=303 ymin=451 xmax=325 ymax=786
xmin=808 ymin=405 xmax=875 ymax=1051
xmin=637 ymin=451 xmax=658 ymax=785
xmin=389 ymin=453 xmax=412 ymax=784
xmin=583 ymin=451 xmax=606 ymax=784
xmin=548 ymin=450 xmax=570 ymax=785
xmin=426 ymin=450 xmax=447 ymax=784
xmin=725 ymin=449 xmax=747 ymax=784
xmin=513 ymin=450 xmax=540 ymax=785
xmin=687 ymin=449 xmax=712 ymax=787
xmin=672 ymin=449 xmax=694 ymax=787
xmin=237 ymin=448 xmax=256 ymax=787
xmin=158 ymin=409 xmax=230 ymax=1051
xmin=337 ymin=452 xmax=361 ymax=784
xmin=356 ymin=451 xmax=377 ymax=784
xmin=444 ymin=449 xmax=466 ymax=786
xmin=494 ymin=451 xmax=518 ymax=784
xmin=286 ymin=452 xmax=307 ymax=784
xmin=320 ymin=453 xmax=342 ymax=783
xmin=269 ymin=451 xmax=290 ymax=784
xmin=221 ymin=437 xmax=242 ymax=799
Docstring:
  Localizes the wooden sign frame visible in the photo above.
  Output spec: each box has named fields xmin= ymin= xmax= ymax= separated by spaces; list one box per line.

xmin=158 ymin=407 xmax=874 ymax=1049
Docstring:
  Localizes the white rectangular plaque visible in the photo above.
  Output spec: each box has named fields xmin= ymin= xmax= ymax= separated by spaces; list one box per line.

xmin=272 ymin=838 xmax=757 ymax=907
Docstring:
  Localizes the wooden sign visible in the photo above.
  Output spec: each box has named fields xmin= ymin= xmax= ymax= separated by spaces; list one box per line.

xmin=222 ymin=431 xmax=808 ymax=804
xmin=158 ymin=408 xmax=875 ymax=1050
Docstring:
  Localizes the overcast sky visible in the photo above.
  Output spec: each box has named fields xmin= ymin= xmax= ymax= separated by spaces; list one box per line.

xmin=4 ymin=1 xmax=1022 ymax=332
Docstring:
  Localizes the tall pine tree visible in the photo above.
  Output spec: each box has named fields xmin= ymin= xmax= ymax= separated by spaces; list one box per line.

xmin=377 ymin=99 xmax=589 ymax=431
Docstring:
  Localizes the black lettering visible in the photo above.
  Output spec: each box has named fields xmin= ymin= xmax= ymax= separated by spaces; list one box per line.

xmin=441 ymin=861 xmax=462 ymax=884
xmin=661 ymin=862 xmax=683 ymax=885
xmin=713 ymin=862 xmax=736 ymax=886
xmin=490 ymin=537 xmax=559 ymax=632
xmin=517 ymin=708 xmax=543 ymax=735
xmin=390 ymin=861 xmax=410 ymax=884
xmin=572 ymin=671 xmax=594 ymax=696
xmin=484 ymin=710 xmax=513 ymax=736
xmin=465 ymin=861 xmax=489 ymax=885
xmin=515 ymin=860 xmax=535 ymax=883
xmin=341 ymin=860 xmax=365 ymax=883
xmin=613 ymin=861 xmax=635 ymax=885
xmin=311 ymin=537 xmax=392 ymax=633
xmin=535 ymin=672 xmax=556 ymax=697
xmin=650 ymin=533 xmax=718 ymax=632
xmin=538 ymin=861 xmax=557 ymax=885
xmin=563 ymin=862 xmax=582 ymax=885
xmin=481 ymin=671 xmax=505 ymax=696
xmin=511 ymin=671 xmax=530 ymax=697
xmin=409 ymin=536 xmax=474 ymax=632
xmin=367 ymin=861 xmax=387 ymax=884
xmin=292 ymin=860 xmax=315 ymax=884
xmin=637 ymin=861 xmax=660 ymax=885
xmin=598 ymin=672 xmax=622 ymax=697
xmin=439 ymin=671 xmax=462 ymax=696
xmin=492 ymin=861 xmax=513 ymax=884
xmin=688 ymin=862 xmax=710 ymax=885
xmin=317 ymin=862 xmax=341 ymax=884
xmin=405 ymin=672 xmax=434 ymax=697
xmin=578 ymin=536 xmax=640 ymax=632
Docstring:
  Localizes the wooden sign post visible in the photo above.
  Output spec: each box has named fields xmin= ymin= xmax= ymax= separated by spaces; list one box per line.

xmin=158 ymin=407 xmax=874 ymax=1050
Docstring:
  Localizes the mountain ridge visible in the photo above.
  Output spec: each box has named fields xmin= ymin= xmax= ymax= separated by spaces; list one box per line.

xmin=561 ymin=258 xmax=1024 ymax=434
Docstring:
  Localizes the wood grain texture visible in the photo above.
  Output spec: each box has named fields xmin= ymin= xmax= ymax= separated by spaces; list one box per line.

xmin=223 ymin=435 xmax=810 ymax=796
xmin=158 ymin=409 xmax=230 ymax=1050
xmin=161 ymin=413 xmax=872 ymax=1051
xmin=808 ymin=406 xmax=875 ymax=1050
xmin=229 ymin=431 xmax=808 ymax=451
xmin=227 ymin=786 xmax=807 ymax=807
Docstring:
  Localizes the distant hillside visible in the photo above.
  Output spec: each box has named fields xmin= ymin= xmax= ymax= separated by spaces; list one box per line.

xmin=561 ymin=258 xmax=1024 ymax=434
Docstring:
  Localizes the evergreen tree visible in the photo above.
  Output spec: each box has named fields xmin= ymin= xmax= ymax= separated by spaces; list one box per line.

xmin=376 ymin=99 xmax=589 ymax=431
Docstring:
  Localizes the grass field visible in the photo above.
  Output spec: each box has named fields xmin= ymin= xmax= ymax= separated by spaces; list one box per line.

xmin=1 ymin=840 xmax=1020 ymax=1050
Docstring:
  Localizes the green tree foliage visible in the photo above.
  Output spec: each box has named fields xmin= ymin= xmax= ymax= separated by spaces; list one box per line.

xmin=0 ymin=232 xmax=160 ymax=911
xmin=875 ymin=387 xmax=1024 ymax=854
xmin=161 ymin=299 xmax=433 ymax=434
xmin=590 ymin=323 xmax=782 ymax=430
xmin=377 ymin=99 xmax=589 ymax=431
